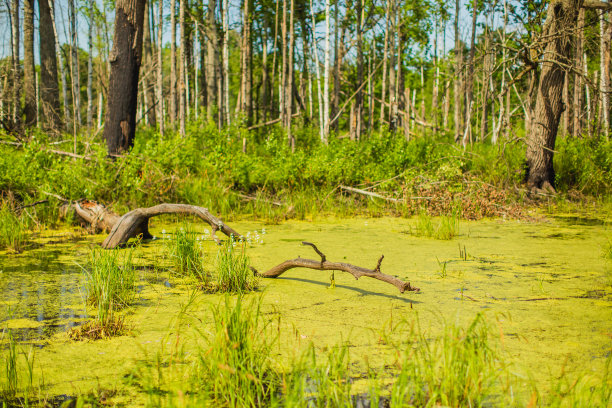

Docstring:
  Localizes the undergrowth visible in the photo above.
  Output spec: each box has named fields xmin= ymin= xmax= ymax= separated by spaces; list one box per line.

xmin=70 ymin=248 xmax=137 ymax=339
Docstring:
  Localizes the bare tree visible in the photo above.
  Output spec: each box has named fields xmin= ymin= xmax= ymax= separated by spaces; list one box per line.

xmin=38 ymin=0 xmax=61 ymax=131
xmin=23 ymin=0 xmax=36 ymax=127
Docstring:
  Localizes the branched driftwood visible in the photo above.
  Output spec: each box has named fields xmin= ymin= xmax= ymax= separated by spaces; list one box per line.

xmin=256 ymin=242 xmax=419 ymax=293
xmin=102 ymin=204 xmax=241 ymax=248
xmin=59 ymin=201 xmax=240 ymax=248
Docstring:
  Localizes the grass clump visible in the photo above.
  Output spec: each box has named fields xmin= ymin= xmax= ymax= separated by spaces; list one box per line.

xmin=70 ymin=248 xmax=137 ymax=339
xmin=215 ymin=240 xmax=257 ymax=293
xmin=0 ymin=330 xmax=35 ymax=404
xmin=166 ymin=225 xmax=209 ymax=282
xmin=0 ymin=202 xmax=26 ymax=252
xmin=412 ymin=212 xmax=460 ymax=240
xmin=603 ymin=238 xmax=612 ymax=259
xmin=194 ymin=295 xmax=278 ymax=407
xmin=389 ymin=313 xmax=509 ymax=407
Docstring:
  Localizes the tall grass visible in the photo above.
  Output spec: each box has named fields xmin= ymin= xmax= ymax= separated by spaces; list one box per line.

xmin=389 ymin=313 xmax=509 ymax=407
xmin=0 ymin=203 xmax=26 ymax=252
xmin=71 ymin=248 xmax=137 ymax=339
xmin=412 ymin=212 xmax=460 ymax=240
xmin=1 ymin=329 xmax=35 ymax=402
xmin=166 ymin=225 xmax=209 ymax=282
xmin=194 ymin=295 xmax=278 ymax=407
xmin=215 ymin=240 xmax=257 ymax=293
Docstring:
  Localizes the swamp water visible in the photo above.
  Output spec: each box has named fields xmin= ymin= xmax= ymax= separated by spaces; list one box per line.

xmin=1 ymin=215 xmax=611 ymax=405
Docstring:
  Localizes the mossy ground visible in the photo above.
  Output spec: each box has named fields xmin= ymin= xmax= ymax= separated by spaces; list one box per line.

xmin=0 ymin=213 xmax=610 ymax=405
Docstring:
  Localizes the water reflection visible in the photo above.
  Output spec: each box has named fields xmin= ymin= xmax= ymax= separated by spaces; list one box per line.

xmin=0 ymin=250 xmax=88 ymax=344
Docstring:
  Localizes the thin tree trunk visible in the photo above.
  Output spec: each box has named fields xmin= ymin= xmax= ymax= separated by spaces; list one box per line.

xmin=143 ymin=1 xmax=157 ymax=127
xmin=222 ymin=0 xmax=230 ymax=125
xmin=464 ymin=0 xmax=478 ymax=143
xmin=331 ymin=1 xmax=340 ymax=132
xmin=69 ymin=0 xmax=81 ymax=130
xmin=573 ymin=8 xmax=585 ymax=137
xmin=87 ymin=0 xmax=94 ymax=131
xmin=50 ymin=0 xmax=70 ymax=127
xmin=239 ymin=0 xmax=252 ymax=124
xmin=103 ymin=0 xmax=147 ymax=154
xmin=453 ymin=0 xmax=462 ymax=141
xmin=157 ymin=0 xmax=165 ymax=135
xmin=23 ymin=0 xmax=36 ymax=128
xmin=379 ymin=0 xmax=390 ymax=132
xmin=285 ymin=0 xmax=295 ymax=149
xmin=179 ymin=0 xmax=187 ymax=136
xmin=170 ymin=0 xmax=178 ymax=124
xmin=323 ymin=0 xmax=330 ymax=142
xmin=600 ymin=11 xmax=610 ymax=138
xmin=11 ymin=0 xmax=21 ymax=128
xmin=309 ymin=0 xmax=324 ymax=141
xmin=206 ymin=0 xmax=218 ymax=122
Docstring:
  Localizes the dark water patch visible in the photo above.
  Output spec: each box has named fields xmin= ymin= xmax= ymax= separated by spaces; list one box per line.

xmin=574 ymin=290 xmax=611 ymax=300
xmin=279 ymin=238 xmax=307 ymax=242
xmin=552 ymin=215 xmax=608 ymax=226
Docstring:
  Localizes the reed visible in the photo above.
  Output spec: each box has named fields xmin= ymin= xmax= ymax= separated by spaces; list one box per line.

xmin=166 ymin=225 xmax=209 ymax=283
xmin=0 ymin=203 xmax=26 ymax=252
xmin=215 ymin=240 xmax=257 ymax=293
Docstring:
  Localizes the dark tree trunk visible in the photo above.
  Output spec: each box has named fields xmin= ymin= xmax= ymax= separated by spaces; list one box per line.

xmin=23 ymin=0 xmax=36 ymax=128
xmin=38 ymin=0 xmax=61 ymax=131
xmin=526 ymin=0 xmax=583 ymax=193
xmin=103 ymin=0 xmax=147 ymax=155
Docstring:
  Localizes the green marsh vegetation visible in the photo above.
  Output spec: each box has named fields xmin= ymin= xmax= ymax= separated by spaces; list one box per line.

xmin=70 ymin=248 xmax=138 ymax=339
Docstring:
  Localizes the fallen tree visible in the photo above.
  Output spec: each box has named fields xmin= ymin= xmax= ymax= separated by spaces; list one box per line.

xmin=255 ymin=242 xmax=419 ymax=293
xmin=63 ymin=201 xmax=418 ymax=293
xmin=61 ymin=201 xmax=241 ymax=247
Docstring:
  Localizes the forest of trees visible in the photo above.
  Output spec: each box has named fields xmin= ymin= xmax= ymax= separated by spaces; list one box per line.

xmin=1 ymin=0 xmax=611 ymax=194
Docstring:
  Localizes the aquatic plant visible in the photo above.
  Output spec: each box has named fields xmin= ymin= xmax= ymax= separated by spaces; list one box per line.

xmin=215 ymin=240 xmax=257 ymax=293
xmin=194 ymin=295 xmax=278 ymax=407
xmin=0 ymin=202 xmax=26 ymax=252
xmin=0 ymin=330 xmax=35 ymax=402
xmin=71 ymin=248 xmax=137 ymax=339
xmin=603 ymin=238 xmax=612 ymax=260
xmin=411 ymin=212 xmax=460 ymax=240
xmin=166 ymin=224 xmax=209 ymax=282
xmin=389 ymin=313 xmax=510 ymax=407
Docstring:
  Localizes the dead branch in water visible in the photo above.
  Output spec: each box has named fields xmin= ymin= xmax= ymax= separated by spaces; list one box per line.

xmin=255 ymin=241 xmax=419 ymax=293
xmin=101 ymin=204 xmax=241 ymax=248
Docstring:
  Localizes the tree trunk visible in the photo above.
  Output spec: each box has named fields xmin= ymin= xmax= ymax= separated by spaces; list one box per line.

xmin=23 ymin=0 xmax=36 ymax=128
xmin=103 ymin=0 xmax=147 ymax=155
xmin=331 ymin=1 xmax=340 ymax=132
xmin=379 ymin=0 xmax=390 ymax=132
xmin=573 ymin=8 xmax=585 ymax=137
xmin=453 ymin=0 xmax=462 ymax=141
xmin=179 ymin=0 xmax=187 ymax=136
xmin=323 ymin=0 xmax=331 ymax=142
xmin=38 ymin=0 xmax=61 ymax=132
xmin=143 ymin=1 xmax=157 ymax=128
xmin=222 ymin=0 xmax=230 ymax=125
xmin=206 ymin=0 xmax=218 ymax=122
xmin=464 ymin=0 xmax=478 ymax=144
xmin=49 ymin=0 xmax=70 ymax=127
xmin=11 ymin=0 xmax=21 ymax=129
xmin=157 ymin=0 xmax=165 ymax=135
xmin=355 ymin=0 xmax=364 ymax=140
xmin=87 ymin=0 xmax=94 ymax=131
xmin=69 ymin=0 xmax=81 ymax=130
xmin=170 ymin=0 xmax=178 ymax=124
xmin=239 ymin=0 xmax=252 ymax=125
xmin=600 ymin=11 xmax=611 ymax=138
xmin=526 ymin=0 xmax=583 ymax=193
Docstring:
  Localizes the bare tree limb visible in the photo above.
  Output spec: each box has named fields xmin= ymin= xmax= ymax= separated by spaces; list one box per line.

xmin=256 ymin=242 xmax=419 ymax=293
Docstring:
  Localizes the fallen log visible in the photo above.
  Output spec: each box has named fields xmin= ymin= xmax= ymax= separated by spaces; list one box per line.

xmin=256 ymin=242 xmax=419 ymax=294
xmin=101 ymin=203 xmax=241 ymax=248
xmin=59 ymin=200 xmax=240 ymax=247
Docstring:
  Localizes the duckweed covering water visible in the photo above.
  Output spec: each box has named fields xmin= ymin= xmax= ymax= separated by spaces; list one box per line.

xmin=0 ymin=215 xmax=610 ymax=405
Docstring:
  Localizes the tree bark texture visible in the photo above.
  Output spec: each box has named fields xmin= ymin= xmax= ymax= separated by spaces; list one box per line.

xmin=23 ymin=0 xmax=37 ymax=128
xmin=526 ymin=0 xmax=582 ymax=192
xmin=103 ymin=0 xmax=147 ymax=155
xmin=38 ymin=0 xmax=61 ymax=132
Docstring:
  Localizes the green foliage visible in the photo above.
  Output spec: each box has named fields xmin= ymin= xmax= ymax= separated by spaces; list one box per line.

xmin=0 ymin=330 xmax=35 ymax=402
xmin=555 ymin=137 xmax=612 ymax=196
xmin=166 ymin=225 xmax=209 ymax=282
xmin=215 ymin=240 xmax=257 ymax=294
xmin=194 ymin=295 xmax=277 ymax=407
xmin=0 ymin=202 xmax=25 ymax=252
xmin=411 ymin=212 xmax=460 ymax=240
xmin=389 ymin=313 xmax=509 ymax=407
xmin=77 ymin=248 xmax=137 ymax=337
